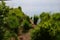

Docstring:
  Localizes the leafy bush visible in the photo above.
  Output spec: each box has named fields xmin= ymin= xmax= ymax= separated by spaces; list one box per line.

xmin=22 ymin=20 xmax=32 ymax=33
xmin=31 ymin=13 xmax=60 ymax=40
xmin=0 ymin=1 xmax=25 ymax=40
xmin=7 ymin=15 xmax=19 ymax=29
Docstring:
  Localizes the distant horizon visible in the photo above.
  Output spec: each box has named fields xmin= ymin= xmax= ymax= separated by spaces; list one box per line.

xmin=4 ymin=0 xmax=60 ymax=17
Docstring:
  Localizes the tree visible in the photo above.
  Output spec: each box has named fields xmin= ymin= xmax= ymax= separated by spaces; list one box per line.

xmin=31 ymin=12 xmax=60 ymax=40
xmin=0 ymin=1 xmax=10 ymax=40
xmin=40 ymin=12 xmax=50 ymax=22
xmin=33 ymin=15 xmax=39 ymax=25
xmin=0 ymin=1 xmax=25 ymax=40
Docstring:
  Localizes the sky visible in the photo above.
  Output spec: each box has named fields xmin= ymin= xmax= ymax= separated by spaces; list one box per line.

xmin=5 ymin=0 xmax=60 ymax=17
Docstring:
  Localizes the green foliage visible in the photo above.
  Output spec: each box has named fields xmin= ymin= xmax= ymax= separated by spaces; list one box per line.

xmin=22 ymin=19 xmax=32 ymax=33
xmin=33 ymin=15 xmax=39 ymax=25
xmin=31 ymin=13 xmax=60 ymax=40
xmin=52 ymin=13 xmax=60 ymax=21
xmin=3 ymin=30 xmax=11 ymax=40
xmin=7 ymin=15 xmax=19 ymax=29
xmin=0 ymin=28 xmax=4 ymax=40
xmin=0 ymin=1 xmax=10 ymax=40
xmin=0 ymin=1 xmax=25 ymax=40
xmin=40 ymin=12 xmax=50 ymax=21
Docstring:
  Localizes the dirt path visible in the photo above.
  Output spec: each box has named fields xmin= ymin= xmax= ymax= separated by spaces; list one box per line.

xmin=18 ymin=31 xmax=31 ymax=40
xmin=17 ymin=19 xmax=36 ymax=40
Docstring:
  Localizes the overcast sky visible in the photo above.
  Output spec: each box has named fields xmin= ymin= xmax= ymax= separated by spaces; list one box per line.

xmin=5 ymin=0 xmax=60 ymax=17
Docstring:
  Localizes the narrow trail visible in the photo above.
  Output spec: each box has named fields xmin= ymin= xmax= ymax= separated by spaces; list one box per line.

xmin=18 ymin=31 xmax=31 ymax=40
xmin=17 ymin=19 xmax=36 ymax=40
